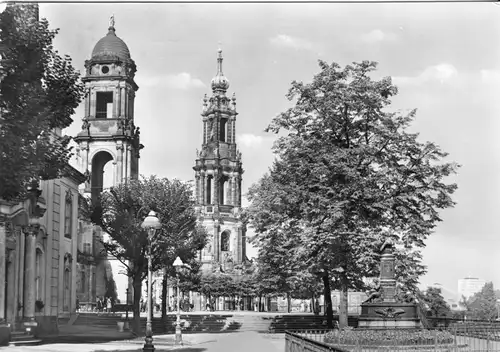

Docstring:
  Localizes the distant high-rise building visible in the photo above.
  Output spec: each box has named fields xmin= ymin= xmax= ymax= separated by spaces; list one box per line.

xmin=458 ymin=277 xmax=486 ymax=300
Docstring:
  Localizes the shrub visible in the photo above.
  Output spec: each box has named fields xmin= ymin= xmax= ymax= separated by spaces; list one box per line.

xmin=324 ymin=329 xmax=454 ymax=346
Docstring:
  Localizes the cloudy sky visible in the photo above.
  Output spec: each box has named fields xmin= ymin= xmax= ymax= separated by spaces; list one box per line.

xmin=39 ymin=2 xmax=500 ymax=297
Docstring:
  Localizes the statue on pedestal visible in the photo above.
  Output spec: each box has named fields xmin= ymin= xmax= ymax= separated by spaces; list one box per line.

xmin=363 ymin=279 xmax=382 ymax=304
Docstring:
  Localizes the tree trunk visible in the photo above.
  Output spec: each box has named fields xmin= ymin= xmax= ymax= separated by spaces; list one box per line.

xmin=132 ymin=272 xmax=143 ymax=335
xmin=258 ymin=295 xmax=262 ymax=312
xmin=287 ymin=292 xmax=291 ymax=313
xmin=339 ymin=272 xmax=349 ymax=329
xmin=311 ymin=292 xmax=315 ymax=314
xmin=161 ymin=268 xmax=167 ymax=319
xmin=322 ymin=274 xmax=334 ymax=329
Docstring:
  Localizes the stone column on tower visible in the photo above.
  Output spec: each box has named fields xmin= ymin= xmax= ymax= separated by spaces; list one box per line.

xmin=116 ymin=143 xmax=124 ymax=184
xmin=195 ymin=174 xmax=200 ymax=204
xmin=23 ymin=225 xmax=38 ymax=319
xmin=200 ymin=172 xmax=206 ymax=205
xmin=213 ymin=169 xmax=219 ymax=206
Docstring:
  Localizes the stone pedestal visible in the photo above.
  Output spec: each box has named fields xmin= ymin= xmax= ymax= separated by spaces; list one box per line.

xmin=358 ymin=241 xmax=422 ymax=329
xmin=358 ymin=302 xmax=421 ymax=329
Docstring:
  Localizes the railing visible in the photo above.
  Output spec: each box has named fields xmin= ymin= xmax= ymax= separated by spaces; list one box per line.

xmin=295 ymin=324 xmax=500 ymax=352
xmin=285 ymin=330 xmax=349 ymax=352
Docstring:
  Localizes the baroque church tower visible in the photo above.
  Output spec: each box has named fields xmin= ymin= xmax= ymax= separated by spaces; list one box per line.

xmin=74 ymin=16 xmax=142 ymax=200
xmin=73 ymin=17 xmax=142 ymax=303
xmin=194 ymin=50 xmax=247 ymax=273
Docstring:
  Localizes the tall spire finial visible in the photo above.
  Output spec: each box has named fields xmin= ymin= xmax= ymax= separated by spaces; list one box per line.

xmin=217 ymin=48 xmax=223 ymax=75
xmin=109 ymin=14 xmax=115 ymax=30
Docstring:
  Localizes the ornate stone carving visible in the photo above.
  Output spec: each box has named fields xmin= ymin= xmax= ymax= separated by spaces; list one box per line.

xmin=374 ymin=307 xmax=406 ymax=319
xmin=23 ymin=224 xmax=40 ymax=237
xmin=81 ymin=118 xmax=90 ymax=132
xmin=65 ymin=189 xmax=73 ymax=203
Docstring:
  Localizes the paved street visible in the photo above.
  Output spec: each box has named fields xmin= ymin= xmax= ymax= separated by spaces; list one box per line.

xmin=0 ymin=332 xmax=285 ymax=352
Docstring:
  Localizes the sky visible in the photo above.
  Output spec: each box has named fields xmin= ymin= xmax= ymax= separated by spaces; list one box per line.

xmin=37 ymin=2 xmax=500 ymax=299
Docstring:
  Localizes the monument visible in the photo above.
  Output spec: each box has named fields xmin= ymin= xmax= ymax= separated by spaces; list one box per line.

xmin=358 ymin=240 xmax=421 ymax=329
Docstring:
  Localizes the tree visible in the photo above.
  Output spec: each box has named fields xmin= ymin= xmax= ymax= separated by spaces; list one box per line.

xmin=247 ymin=60 xmax=459 ymax=329
xmin=92 ymin=176 xmax=207 ymax=333
xmin=422 ymin=287 xmax=450 ymax=317
xmin=0 ymin=4 xmax=84 ymax=200
xmin=467 ymin=282 xmax=497 ymax=321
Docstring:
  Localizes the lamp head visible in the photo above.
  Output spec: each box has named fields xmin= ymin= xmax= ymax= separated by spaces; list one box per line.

xmin=141 ymin=210 xmax=161 ymax=230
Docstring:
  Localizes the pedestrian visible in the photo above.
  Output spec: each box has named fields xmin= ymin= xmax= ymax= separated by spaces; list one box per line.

xmin=97 ymin=298 xmax=102 ymax=313
xmin=106 ymin=297 xmax=112 ymax=314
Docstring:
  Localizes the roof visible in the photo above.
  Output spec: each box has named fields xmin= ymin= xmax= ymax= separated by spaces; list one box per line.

xmin=91 ymin=26 xmax=131 ymax=61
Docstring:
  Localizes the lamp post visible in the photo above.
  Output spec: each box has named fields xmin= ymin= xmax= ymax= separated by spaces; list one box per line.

xmin=497 ymin=299 xmax=500 ymax=320
xmin=141 ymin=211 xmax=161 ymax=352
xmin=173 ymin=256 xmax=185 ymax=346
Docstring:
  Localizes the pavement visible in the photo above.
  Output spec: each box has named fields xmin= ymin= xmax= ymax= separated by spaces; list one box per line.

xmin=0 ymin=329 xmax=286 ymax=352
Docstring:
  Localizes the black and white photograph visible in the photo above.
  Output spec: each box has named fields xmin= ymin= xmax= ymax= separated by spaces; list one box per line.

xmin=0 ymin=1 xmax=499 ymax=351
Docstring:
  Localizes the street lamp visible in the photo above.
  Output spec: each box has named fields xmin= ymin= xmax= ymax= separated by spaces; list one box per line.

xmin=141 ymin=211 xmax=161 ymax=352
xmin=497 ymin=299 xmax=500 ymax=320
xmin=173 ymin=256 xmax=186 ymax=346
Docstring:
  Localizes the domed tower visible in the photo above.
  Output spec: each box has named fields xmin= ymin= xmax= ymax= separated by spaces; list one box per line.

xmin=193 ymin=49 xmax=246 ymax=273
xmin=74 ymin=16 xmax=143 ymax=203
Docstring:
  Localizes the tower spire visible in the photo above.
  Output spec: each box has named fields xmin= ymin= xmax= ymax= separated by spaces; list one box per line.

xmin=211 ymin=49 xmax=229 ymax=94
xmin=217 ymin=48 xmax=223 ymax=76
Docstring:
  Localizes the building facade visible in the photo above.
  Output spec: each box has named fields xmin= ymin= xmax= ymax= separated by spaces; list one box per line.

xmin=0 ymin=170 xmax=86 ymax=335
xmin=193 ymin=49 xmax=247 ymax=274
xmin=458 ymin=277 xmax=486 ymax=300
xmin=73 ymin=17 xmax=143 ymax=305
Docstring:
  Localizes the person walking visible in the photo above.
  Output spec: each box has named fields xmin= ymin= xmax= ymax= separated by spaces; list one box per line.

xmin=106 ymin=297 xmax=112 ymax=314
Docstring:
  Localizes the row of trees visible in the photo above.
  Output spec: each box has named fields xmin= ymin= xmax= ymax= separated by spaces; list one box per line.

xmin=244 ymin=60 xmax=460 ymax=329
xmin=461 ymin=282 xmax=499 ymax=321
xmin=419 ymin=282 xmax=500 ymax=322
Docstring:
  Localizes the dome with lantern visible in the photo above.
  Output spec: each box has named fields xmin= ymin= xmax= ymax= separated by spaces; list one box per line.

xmin=91 ymin=16 xmax=132 ymax=62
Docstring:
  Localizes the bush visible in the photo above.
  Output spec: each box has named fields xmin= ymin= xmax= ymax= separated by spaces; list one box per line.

xmin=324 ymin=329 xmax=454 ymax=346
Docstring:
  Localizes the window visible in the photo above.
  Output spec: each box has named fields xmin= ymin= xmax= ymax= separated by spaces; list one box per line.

xmin=206 ymin=175 xmax=212 ymax=204
xmin=219 ymin=118 xmax=227 ymax=142
xmin=219 ymin=176 xmax=229 ymax=205
xmin=96 ymin=92 xmax=113 ymax=119
xmin=64 ymin=191 xmax=72 ymax=239
xmin=221 ymin=231 xmax=230 ymax=252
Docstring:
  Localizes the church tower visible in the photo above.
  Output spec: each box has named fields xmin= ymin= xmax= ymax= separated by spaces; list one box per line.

xmin=194 ymin=49 xmax=246 ymax=273
xmin=74 ymin=16 xmax=143 ymax=201
xmin=73 ymin=17 xmax=142 ymax=304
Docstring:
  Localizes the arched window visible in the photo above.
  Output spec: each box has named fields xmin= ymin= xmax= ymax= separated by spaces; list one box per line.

xmin=219 ymin=118 xmax=227 ymax=142
xmin=221 ymin=231 xmax=230 ymax=252
xmin=64 ymin=191 xmax=73 ymax=238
